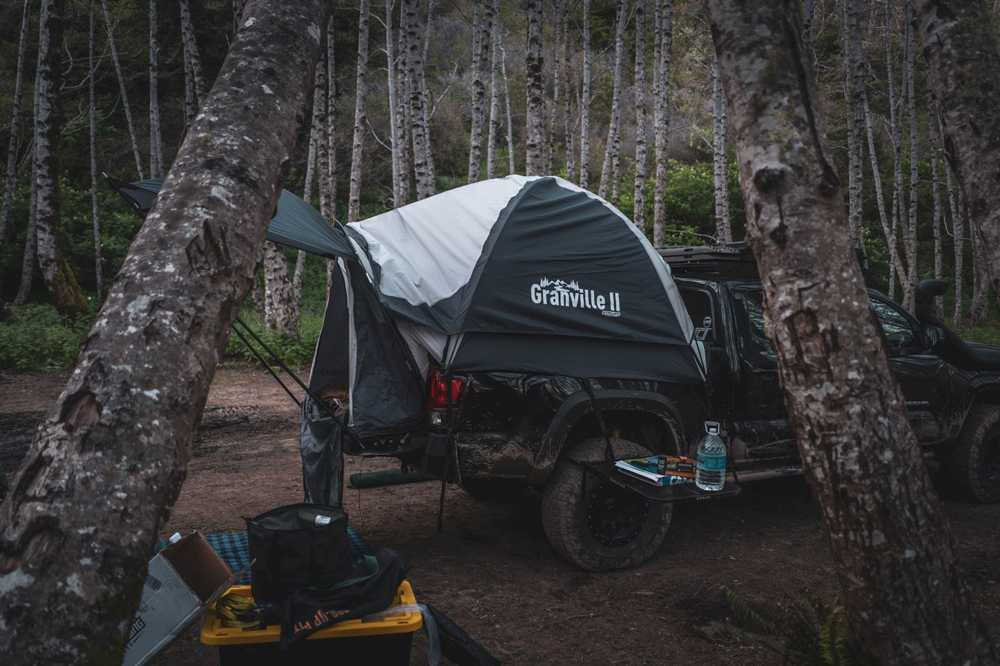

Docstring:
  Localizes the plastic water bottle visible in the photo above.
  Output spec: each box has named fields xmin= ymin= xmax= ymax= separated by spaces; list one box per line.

xmin=696 ymin=421 xmax=727 ymax=491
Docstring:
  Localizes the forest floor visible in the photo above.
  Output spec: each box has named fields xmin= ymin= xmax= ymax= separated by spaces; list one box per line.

xmin=2 ymin=367 xmax=999 ymax=665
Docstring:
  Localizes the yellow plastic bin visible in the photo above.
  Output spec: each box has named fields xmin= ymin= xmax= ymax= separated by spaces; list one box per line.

xmin=200 ymin=582 xmax=422 ymax=666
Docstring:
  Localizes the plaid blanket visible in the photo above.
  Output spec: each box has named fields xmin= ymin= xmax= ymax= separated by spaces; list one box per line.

xmin=154 ymin=527 xmax=372 ymax=586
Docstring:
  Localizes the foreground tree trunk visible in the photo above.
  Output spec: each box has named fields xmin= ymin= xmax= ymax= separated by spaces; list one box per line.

xmin=102 ymin=0 xmax=144 ymax=179
xmin=652 ymin=0 xmax=673 ymax=246
xmin=0 ymin=0 xmax=32 ymax=307
xmin=525 ymin=0 xmax=544 ymax=175
xmin=633 ymin=0 xmax=647 ymax=232
xmin=348 ymin=0 xmax=371 ymax=222
xmin=916 ymin=0 xmax=1000 ymax=316
xmin=34 ymin=0 xmax=88 ymax=317
xmin=709 ymin=1 xmax=997 ymax=664
xmin=0 ymin=2 xmax=331 ymax=661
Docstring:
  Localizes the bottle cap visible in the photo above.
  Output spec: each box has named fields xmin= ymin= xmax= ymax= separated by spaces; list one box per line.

xmin=704 ymin=421 xmax=721 ymax=435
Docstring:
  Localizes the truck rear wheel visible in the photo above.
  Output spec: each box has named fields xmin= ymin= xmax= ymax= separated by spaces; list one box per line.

xmin=941 ymin=404 xmax=1000 ymax=503
xmin=541 ymin=437 xmax=672 ymax=571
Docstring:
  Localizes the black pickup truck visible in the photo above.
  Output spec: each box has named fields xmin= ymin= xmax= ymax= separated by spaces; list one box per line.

xmin=412 ymin=245 xmax=1000 ymax=571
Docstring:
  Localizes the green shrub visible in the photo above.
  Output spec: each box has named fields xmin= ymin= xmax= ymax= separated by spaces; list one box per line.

xmin=0 ymin=303 xmax=95 ymax=371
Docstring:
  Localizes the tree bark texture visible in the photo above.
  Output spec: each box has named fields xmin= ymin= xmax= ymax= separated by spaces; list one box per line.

xmin=395 ymin=4 xmax=412 ymax=202
xmin=712 ymin=57 xmax=731 ymax=243
xmin=315 ymin=35 xmax=335 ymax=224
xmin=0 ymin=0 xmax=33 ymax=306
xmin=179 ymin=0 xmax=206 ymax=126
xmin=915 ymin=0 xmax=1000 ymax=317
xmin=386 ymin=0 xmax=403 ymax=204
xmin=469 ymin=0 xmax=492 ymax=182
xmin=487 ymin=0 xmax=501 ymax=179
xmin=652 ymin=0 xmax=673 ymax=247
xmin=149 ymin=0 xmax=163 ymax=178
xmin=562 ymin=6 xmax=575 ymax=183
xmin=547 ymin=5 xmax=561 ymax=177
xmin=34 ymin=0 xmax=89 ymax=317
xmin=327 ymin=14 xmax=338 ymax=210
xmin=102 ymin=0 xmax=144 ymax=179
xmin=501 ymin=43 xmax=516 ymax=174
xmin=633 ymin=0 xmax=647 ymax=232
xmin=842 ymin=0 xmax=863 ymax=247
xmin=13 ymin=157 xmax=38 ymax=307
xmin=348 ymin=0 xmax=371 ymax=222
xmin=406 ymin=0 xmax=435 ymax=198
xmin=886 ymin=0 xmax=907 ymax=300
xmin=904 ymin=0 xmax=919 ymax=313
xmin=263 ymin=241 xmax=298 ymax=332
xmin=580 ymin=0 xmax=591 ymax=187
xmin=927 ymin=69 xmax=944 ymax=315
xmin=90 ymin=0 xmax=102 ymax=302
xmin=525 ymin=0 xmax=545 ymax=175
xmin=599 ymin=0 xmax=627 ymax=202
xmin=0 ymin=2 xmax=332 ymax=662
xmin=945 ymin=146 xmax=963 ymax=326
xmin=708 ymin=1 xmax=997 ymax=664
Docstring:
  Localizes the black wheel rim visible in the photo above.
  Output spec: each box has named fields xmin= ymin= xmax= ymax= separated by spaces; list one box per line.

xmin=981 ymin=425 xmax=1000 ymax=491
xmin=585 ymin=482 xmax=648 ymax=547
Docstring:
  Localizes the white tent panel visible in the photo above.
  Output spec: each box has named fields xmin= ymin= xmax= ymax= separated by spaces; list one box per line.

xmin=349 ymin=176 xmax=527 ymax=307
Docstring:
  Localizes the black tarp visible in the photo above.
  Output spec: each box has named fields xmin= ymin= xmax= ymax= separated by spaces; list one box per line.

xmin=106 ymin=176 xmax=356 ymax=262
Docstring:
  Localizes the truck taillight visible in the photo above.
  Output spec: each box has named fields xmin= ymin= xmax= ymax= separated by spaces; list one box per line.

xmin=427 ymin=369 xmax=466 ymax=410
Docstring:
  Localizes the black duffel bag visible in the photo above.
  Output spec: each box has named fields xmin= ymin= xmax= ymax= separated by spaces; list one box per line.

xmin=246 ymin=503 xmax=355 ymax=604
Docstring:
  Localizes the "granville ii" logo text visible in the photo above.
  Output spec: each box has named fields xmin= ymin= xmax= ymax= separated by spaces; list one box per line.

xmin=530 ymin=277 xmax=621 ymax=317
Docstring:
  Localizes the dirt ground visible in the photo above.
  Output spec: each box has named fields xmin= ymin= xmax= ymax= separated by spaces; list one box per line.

xmin=2 ymin=367 xmax=999 ymax=665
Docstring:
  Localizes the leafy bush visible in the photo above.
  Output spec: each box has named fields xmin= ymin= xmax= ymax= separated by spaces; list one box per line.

xmin=222 ymin=311 xmax=324 ymax=370
xmin=702 ymin=585 xmax=875 ymax=666
xmin=0 ymin=303 xmax=95 ymax=371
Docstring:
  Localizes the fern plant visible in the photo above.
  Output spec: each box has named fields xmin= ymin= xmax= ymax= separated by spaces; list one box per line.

xmin=701 ymin=585 xmax=876 ymax=666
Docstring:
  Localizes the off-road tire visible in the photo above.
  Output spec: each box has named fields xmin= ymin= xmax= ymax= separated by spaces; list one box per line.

xmin=940 ymin=404 xmax=1000 ymax=503
xmin=541 ymin=437 xmax=672 ymax=571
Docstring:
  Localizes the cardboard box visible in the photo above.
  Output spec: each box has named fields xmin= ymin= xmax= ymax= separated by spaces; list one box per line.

xmin=122 ymin=532 xmax=237 ymax=666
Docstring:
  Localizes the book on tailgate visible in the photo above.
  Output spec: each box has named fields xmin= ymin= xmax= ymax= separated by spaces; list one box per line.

xmin=614 ymin=455 xmax=696 ymax=486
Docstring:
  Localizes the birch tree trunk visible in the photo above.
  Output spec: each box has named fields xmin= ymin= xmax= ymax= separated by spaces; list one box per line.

xmin=0 ymin=0 xmax=32 ymax=307
xmin=395 ymin=3 xmax=412 ymax=202
xmin=842 ymin=0 xmax=863 ymax=247
xmin=915 ymin=0 xmax=1000 ymax=316
xmin=633 ymin=0 xmax=647 ymax=231
xmin=102 ymin=0 xmax=143 ymax=179
xmin=34 ymin=0 xmax=88 ymax=317
xmin=712 ymin=57 xmax=731 ymax=243
xmin=501 ymin=43 xmax=516 ymax=174
xmin=469 ymin=0 xmax=492 ymax=182
xmin=13 ymin=157 xmax=38 ymax=306
xmin=598 ymin=0 xmax=626 ymax=202
xmin=149 ymin=0 xmax=163 ymax=178
xmin=406 ymin=0 xmax=435 ymax=198
xmin=0 ymin=3 xmax=331 ymax=661
xmin=90 ymin=0 xmax=102 ymax=302
xmin=487 ymin=0 xmax=501 ymax=179
xmin=945 ymin=146 xmax=964 ymax=327
xmin=887 ymin=0 xmax=907 ymax=300
xmin=709 ymin=2 xmax=998 ymax=663
xmin=263 ymin=241 xmax=298 ymax=332
xmin=327 ymin=14 xmax=338 ymax=212
xmin=904 ymin=0 xmax=919 ymax=313
xmin=547 ymin=5 xmax=561 ymax=177
xmin=387 ymin=0 xmax=403 ymax=204
xmin=579 ymin=0 xmax=591 ymax=187
xmin=179 ymin=0 xmax=206 ymax=126
xmin=315 ymin=39 xmax=334 ymax=224
xmin=293 ymin=108 xmax=318 ymax=303
xmin=563 ymin=6 xmax=575 ymax=183
xmin=652 ymin=0 xmax=673 ymax=247
xmin=970 ymin=235 xmax=989 ymax=324
xmin=927 ymin=70 xmax=944 ymax=315
xmin=348 ymin=0 xmax=371 ymax=222
xmin=525 ymin=0 xmax=545 ymax=176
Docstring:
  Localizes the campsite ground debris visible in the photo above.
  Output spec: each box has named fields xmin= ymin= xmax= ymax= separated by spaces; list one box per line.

xmin=2 ymin=367 xmax=999 ymax=665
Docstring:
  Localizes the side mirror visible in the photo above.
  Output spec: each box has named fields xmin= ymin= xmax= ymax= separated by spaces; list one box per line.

xmin=923 ymin=325 xmax=945 ymax=350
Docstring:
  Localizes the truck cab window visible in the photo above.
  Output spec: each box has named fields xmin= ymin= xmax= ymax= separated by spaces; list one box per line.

xmin=870 ymin=297 xmax=917 ymax=349
xmin=679 ymin=288 xmax=715 ymax=342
